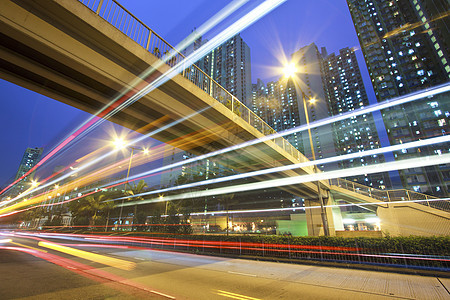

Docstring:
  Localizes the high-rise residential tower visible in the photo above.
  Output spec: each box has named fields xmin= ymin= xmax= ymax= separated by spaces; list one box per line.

xmin=323 ymin=47 xmax=391 ymax=189
xmin=347 ymin=0 xmax=450 ymax=196
xmin=289 ymin=43 xmax=338 ymax=170
xmin=11 ymin=147 xmax=43 ymax=196
xmin=252 ymin=44 xmax=397 ymax=187
xmin=162 ymin=34 xmax=251 ymax=188
xmin=194 ymin=34 xmax=252 ymax=107
xmin=251 ymin=44 xmax=339 ymax=172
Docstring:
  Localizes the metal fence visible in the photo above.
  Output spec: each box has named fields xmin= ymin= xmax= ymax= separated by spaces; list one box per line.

xmin=44 ymin=231 xmax=449 ymax=272
xmin=331 ymin=178 xmax=450 ymax=212
xmin=77 ymin=0 xmax=303 ymax=162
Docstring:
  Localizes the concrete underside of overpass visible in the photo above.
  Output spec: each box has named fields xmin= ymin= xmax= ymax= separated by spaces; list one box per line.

xmin=0 ymin=0 xmax=328 ymax=198
xmin=0 ymin=0 xmax=342 ymax=237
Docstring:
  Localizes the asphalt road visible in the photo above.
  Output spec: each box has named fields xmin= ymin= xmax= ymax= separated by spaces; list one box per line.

xmin=0 ymin=231 xmax=449 ymax=300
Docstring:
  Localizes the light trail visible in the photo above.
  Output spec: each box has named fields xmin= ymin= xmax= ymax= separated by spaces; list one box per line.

xmin=14 ymin=130 xmax=438 ymax=215
xmin=186 ymin=197 xmax=450 ymax=216
xmin=113 ymin=83 xmax=450 ymax=193
xmin=10 ymin=233 xmax=449 ymax=268
xmin=112 ymin=135 xmax=450 ymax=202
xmin=1 ymin=2 xmax=446 ymax=218
xmin=0 ymin=0 xmax=283 ymax=198
xmin=1 ymin=107 xmax=210 ymax=209
xmin=38 ymin=241 xmax=136 ymax=271
xmin=119 ymin=153 xmax=450 ymax=207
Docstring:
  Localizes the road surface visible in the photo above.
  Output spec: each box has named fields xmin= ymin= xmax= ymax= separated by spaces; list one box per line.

xmin=0 ymin=231 xmax=448 ymax=299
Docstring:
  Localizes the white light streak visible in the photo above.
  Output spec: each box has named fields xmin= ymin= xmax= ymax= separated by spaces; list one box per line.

xmin=0 ymin=0 xmax=283 ymax=202
xmin=0 ymin=0 xmax=286 ymax=207
xmin=150 ymin=197 xmax=450 ymax=217
xmin=111 ymin=83 xmax=450 ymax=195
xmin=119 ymin=153 xmax=450 ymax=207
xmin=112 ymin=135 xmax=449 ymax=202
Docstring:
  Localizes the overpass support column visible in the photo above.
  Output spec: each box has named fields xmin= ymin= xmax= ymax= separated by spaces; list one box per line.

xmin=305 ymin=186 xmax=336 ymax=236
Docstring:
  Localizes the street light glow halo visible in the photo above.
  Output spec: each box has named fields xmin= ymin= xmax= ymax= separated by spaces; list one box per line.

xmin=283 ymin=62 xmax=297 ymax=78
xmin=113 ymin=137 xmax=127 ymax=149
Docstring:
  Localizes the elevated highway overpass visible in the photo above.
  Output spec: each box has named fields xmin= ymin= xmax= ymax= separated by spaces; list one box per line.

xmin=0 ymin=0 xmax=447 ymax=236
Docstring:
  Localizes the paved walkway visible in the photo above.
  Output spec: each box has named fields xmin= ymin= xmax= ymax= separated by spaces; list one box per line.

xmin=113 ymin=249 xmax=450 ymax=299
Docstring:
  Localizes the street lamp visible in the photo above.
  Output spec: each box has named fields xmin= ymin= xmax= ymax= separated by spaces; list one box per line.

xmin=283 ymin=62 xmax=330 ymax=236
xmin=113 ymin=138 xmax=149 ymax=229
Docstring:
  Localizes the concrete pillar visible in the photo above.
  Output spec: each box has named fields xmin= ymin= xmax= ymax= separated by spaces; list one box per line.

xmin=305 ymin=189 xmax=336 ymax=236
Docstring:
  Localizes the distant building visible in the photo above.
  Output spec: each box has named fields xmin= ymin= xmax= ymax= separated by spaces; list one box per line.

xmin=347 ymin=0 xmax=450 ymax=196
xmin=289 ymin=43 xmax=338 ymax=171
xmin=322 ymin=47 xmax=391 ymax=189
xmin=11 ymin=147 xmax=43 ymax=196
xmin=252 ymin=44 xmax=340 ymax=172
xmin=251 ymin=43 xmax=397 ymax=188
xmin=161 ymin=34 xmax=252 ymax=188
xmin=190 ymin=34 xmax=252 ymax=107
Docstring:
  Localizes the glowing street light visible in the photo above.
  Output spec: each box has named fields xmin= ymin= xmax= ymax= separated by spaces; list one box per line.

xmin=113 ymin=137 xmax=127 ymax=149
xmin=283 ymin=62 xmax=298 ymax=79
xmin=111 ymin=137 xmax=150 ymax=230
xmin=283 ymin=61 xmax=330 ymax=236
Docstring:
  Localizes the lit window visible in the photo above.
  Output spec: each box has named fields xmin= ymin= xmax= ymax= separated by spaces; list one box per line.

xmin=429 ymin=102 xmax=439 ymax=108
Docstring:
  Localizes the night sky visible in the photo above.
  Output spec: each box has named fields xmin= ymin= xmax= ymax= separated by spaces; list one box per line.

xmin=0 ymin=0 xmax=371 ymax=188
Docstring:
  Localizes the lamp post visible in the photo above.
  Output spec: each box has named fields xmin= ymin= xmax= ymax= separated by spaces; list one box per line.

xmin=113 ymin=138 xmax=149 ymax=230
xmin=283 ymin=63 xmax=330 ymax=236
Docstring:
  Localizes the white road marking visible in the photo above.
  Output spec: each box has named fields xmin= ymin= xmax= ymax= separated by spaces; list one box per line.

xmin=227 ymin=271 xmax=257 ymax=277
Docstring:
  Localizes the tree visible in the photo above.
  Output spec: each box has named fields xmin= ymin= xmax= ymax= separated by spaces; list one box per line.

xmin=22 ymin=206 xmax=45 ymax=229
xmin=69 ymin=193 xmax=114 ymax=228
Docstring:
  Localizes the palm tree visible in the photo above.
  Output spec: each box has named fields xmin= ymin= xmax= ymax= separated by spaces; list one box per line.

xmin=75 ymin=193 xmax=114 ymax=228
xmin=126 ymin=180 xmax=148 ymax=230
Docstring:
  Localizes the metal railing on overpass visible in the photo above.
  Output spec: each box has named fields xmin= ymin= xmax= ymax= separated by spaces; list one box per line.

xmin=331 ymin=178 xmax=450 ymax=212
xmin=77 ymin=0 xmax=305 ymax=162
xmin=75 ymin=0 xmax=448 ymax=213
